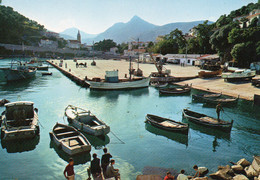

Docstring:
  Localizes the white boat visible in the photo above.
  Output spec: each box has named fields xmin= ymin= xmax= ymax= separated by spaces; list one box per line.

xmin=1 ymin=101 xmax=39 ymax=141
xmin=0 ymin=61 xmax=36 ymax=81
xmin=65 ymin=105 xmax=110 ymax=136
xmin=222 ymin=69 xmax=256 ymax=82
xmin=49 ymin=123 xmax=91 ymax=155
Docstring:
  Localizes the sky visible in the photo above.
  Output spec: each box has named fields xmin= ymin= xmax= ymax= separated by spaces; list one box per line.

xmin=2 ymin=0 xmax=258 ymax=34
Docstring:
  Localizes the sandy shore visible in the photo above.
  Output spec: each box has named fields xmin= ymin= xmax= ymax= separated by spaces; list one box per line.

xmin=50 ymin=59 xmax=260 ymax=101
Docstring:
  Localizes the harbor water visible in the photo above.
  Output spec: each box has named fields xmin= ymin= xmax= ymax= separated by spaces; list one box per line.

xmin=0 ymin=59 xmax=259 ymax=180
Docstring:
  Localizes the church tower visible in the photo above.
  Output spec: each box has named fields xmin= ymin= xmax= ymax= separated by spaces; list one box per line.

xmin=77 ymin=30 xmax=81 ymax=43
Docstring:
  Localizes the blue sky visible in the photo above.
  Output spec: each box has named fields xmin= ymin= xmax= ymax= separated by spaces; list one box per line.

xmin=2 ymin=0 xmax=258 ymax=34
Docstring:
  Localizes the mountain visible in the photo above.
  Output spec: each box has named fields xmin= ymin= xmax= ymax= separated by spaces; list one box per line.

xmin=59 ymin=27 xmax=97 ymax=41
xmin=60 ymin=16 xmax=214 ymax=44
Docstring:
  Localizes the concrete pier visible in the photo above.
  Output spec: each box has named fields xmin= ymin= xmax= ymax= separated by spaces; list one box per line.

xmin=48 ymin=59 xmax=260 ymax=101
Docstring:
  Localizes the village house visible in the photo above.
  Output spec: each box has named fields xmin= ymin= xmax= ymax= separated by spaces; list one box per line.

xmin=66 ymin=30 xmax=82 ymax=49
xmin=233 ymin=9 xmax=260 ymax=28
xmin=163 ymin=54 xmax=201 ymax=66
xmin=39 ymin=39 xmax=58 ymax=49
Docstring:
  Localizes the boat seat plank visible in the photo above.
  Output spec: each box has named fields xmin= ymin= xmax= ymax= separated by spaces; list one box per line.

xmin=200 ymin=117 xmax=219 ymax=124
xmin=56 ymin=131 xmax=77 ymax=137
xmin=159 ymin=121 xmax=181 ymax=128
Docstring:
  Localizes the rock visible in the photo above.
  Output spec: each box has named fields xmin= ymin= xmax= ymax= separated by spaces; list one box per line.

xmin=237 ymin=158 xmax=251 ymax=167
xmin=233 ymin=174 xmax=249 ymax=180
xmin=245 ymin=165 xmax=259 ymax=178
xmin=252 ymin=156 xmax=260 ymax=173
xmin=232 ymin=164 xmax=244 ymax=172
xmin=210 ymin=165 xmax=233 ymax=180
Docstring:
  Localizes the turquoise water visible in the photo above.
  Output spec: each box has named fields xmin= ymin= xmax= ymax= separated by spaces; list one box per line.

xmin=0 ymin=59 xmax=259 ymax=180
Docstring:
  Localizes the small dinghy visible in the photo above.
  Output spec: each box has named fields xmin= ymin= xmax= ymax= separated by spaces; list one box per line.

xmin=41 ymin=72 xmax=52 ymax=76
xmin=49 ymin=123 xmax=91 ymax=155
xmin=150 ymin=81 xmax=168 ymax=88
xmin=159 ymin=84 xmax=191 ymax=95
xmin=145 ymin=114 xmax=189 ymax=134
xmin=192 ymin=93 xmax=222 ymax=101
xmin=65 ymin=105 xmax=110 ymax=136
xmin=1 ymin=101 xmax=39 ymax=140
xmin=200 ymin=96 xmax=238 ymax=105
xmin=182 ymin=109 xmax=233 ymax=132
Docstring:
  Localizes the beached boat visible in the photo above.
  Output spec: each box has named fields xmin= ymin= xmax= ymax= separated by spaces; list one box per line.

xmin=145 ymin=114 xmax=189 ymax=134
xmin=198 ymin=70 xmax=222 ymax=78
xmin=65 ymin=105 xmax=110 ymax=136
xmin=222 ymin=69 xmax=256 ymax=82
xmin=49 ymin=123 xmax=91 ymax=155
xmin=182 ymin=109 xmax=233 ymax=132
xmin=86 ymin=71 xmax=151 ymax=90
xmin=1 ymin=101 xmax=39 ymax=140
xmin=150 ymin=81 xmax=168 ymax=88
xmin=0 ymin=61 xmax=36 ymax=81
xmin=159 ymin=84 xmax=191 ymax=95
xmin=192 ymin=93 xmax=222 ymax=101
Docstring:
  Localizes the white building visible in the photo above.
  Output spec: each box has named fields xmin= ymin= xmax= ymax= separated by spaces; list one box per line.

xmin=39 ymin=39 xmax=58 ymax=48
xmin=163 ymin=54 xmax=202 ymax=66
xmin=66 ymin=40 xmax=81 ymax=49
xmin=110 ymin=47 xmax=118 ymax=55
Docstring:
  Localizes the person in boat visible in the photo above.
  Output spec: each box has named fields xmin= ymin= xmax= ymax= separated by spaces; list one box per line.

xmin=90 ymin=153 xmax=102 ymax=179
xmin=177 ymin=170 xmax=188 ymax=180
xmin=216 ymin=103 xmax=224 ymax=121
xmin=164 ymin=171 xmax=174 ymax=180
xmin=193 ymin=165 xmax=208 ymax=178
xmin=106 ymin=159 xmax=120 ymax=180
xmin=64 ymin=158 xmax=75 ymax=180
xmin=101 ymin=148 xmax=112 ymax=175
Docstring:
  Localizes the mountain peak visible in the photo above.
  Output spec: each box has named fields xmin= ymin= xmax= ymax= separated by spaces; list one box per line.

xmin=130 ymin=15 xmax=143 ymax=22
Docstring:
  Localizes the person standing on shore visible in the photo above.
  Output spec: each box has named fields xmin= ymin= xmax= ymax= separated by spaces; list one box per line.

xmin=216 ymin=103 xmax=224 ymax=121
xmin=101 ymin=148 xmax=113 ymax=175
xmin=64 ymin=158 xmax=75 ymax=180
xmin=90 ymin=153 xmax=102 ymax=180
xmin=177 ymin=170 xmax=188 ymax=180
xmin=193 ymin=165 xmax=209 ymax=178
xmin=164 ymin=171 xmax=174 ymax=180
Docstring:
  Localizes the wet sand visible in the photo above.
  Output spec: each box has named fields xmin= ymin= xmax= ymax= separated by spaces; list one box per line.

xmin=49 ymin=59 xmax=260 ymax=101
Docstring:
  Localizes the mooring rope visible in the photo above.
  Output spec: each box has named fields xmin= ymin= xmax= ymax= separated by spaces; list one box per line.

xmin=110 ymin=130 xmax=125 ymax=144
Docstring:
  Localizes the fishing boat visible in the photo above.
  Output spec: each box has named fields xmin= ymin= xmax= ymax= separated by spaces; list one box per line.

xmin=145 ymin=114 xmax=189 ymax=134
xmin=49 ymin=123 xmax=91 ymax=155
xmin=150 ymin=81 xmax=168 ymax=88
xmin=222 ymin=69 xmax=256 ymax=82
xmin=0 ymin=61 xmax=36 ymax=81
xmin=192 ymin=93 xmax=222 ymax=101
xmin=1 ymin=101 xmax=39 ymax=140
xmin=198 ymin=70 xmax=222 ymax=78
xmin=159 ymin=84 xmax=191 ymax=95
xmin=65 ymin=105 xmax=110 ymax=136
xmin=198 ymin=96 xmax=238 ymax=105
xmin=182 ymin=109 xmax=233 ymax=132
xmin=27 ymin=58 xmax=49 ymax=71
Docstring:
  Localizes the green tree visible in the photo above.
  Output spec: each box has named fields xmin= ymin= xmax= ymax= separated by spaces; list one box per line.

xmin=94 ymin=39 xmax=117 ymax=51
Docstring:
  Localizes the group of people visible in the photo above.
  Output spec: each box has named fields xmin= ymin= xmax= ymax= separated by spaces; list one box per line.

xmin=63 ymin=148 xmax=120 ymax=180
xmin=76 ymin=62 xmax=87 ymax=68
xmin=164 ymin=165 xmax=209 ymax=180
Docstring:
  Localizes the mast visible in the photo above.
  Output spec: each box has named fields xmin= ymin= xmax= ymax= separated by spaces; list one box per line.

xmin=137 ymin=38 xmax=139 ymax=69
xmin=92 ymin=41 xmax=94 ymax=61
xmin=129 ymin=56 xmax=132 ymax=80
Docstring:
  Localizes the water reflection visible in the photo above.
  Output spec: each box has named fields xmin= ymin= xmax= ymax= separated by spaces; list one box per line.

xmin=145 ymin=123 xmax=188 ymax=147
xmin=1 ymin=136 xmax=40 ymax=153
xmin=49 ymin=141 xmax=91 ymax=165
xmin=83 ymin=133 xmax=110 ymax=150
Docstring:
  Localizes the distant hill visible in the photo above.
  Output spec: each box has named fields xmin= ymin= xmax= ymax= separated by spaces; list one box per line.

xmin=61 ymin=16 xmax=214 ymax=44
xmin=59 ymin=27 xmax=97 ymax=41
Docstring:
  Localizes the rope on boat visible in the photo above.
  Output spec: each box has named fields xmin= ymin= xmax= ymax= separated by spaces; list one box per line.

xmin=110 ymin=130 xmax=125 ymax=144
xmin=223 ymin=111 xmax=233 ymax=121
xmin=38 ymin=120 xmax=44 ymax=129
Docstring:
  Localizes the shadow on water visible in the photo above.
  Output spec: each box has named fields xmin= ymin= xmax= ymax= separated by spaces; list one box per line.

xmin=82 ymin=132 xmax=110 ymax=150
xmin=89 ymin=88 xmax=149 ymax=100
xmin=145 ymin=123 xmax=188 ymax=147
xmin=1 ymin=136 xmax=40 ymax=153
xmin=49 ymin=141 xmax=91 ymax=165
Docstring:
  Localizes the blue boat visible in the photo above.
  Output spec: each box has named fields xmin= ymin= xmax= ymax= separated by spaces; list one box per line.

xmin=0 ymin=61 xmax=36 ymax=81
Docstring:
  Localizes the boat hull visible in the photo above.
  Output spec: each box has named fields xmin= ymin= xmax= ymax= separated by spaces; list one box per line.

xmin=86 ymin=77 xmax=150 ymax=90
xmin=1 ymin=69 xmax=36 ymax=81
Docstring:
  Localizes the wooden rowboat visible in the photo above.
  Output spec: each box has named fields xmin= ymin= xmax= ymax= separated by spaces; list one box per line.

xmin=159 ymin=84 xmax=191 ymax=95
xmin=65 ymin=105 xmax=110 ymax=136
xmin=49 ymin=123 xmax=91 ymax=155
xmin=192 ymin=93 xmax=222 ymax=101
xmin=145 ymin=114 xmax=189 ymax=134
xmin=150 ymin=81 xmax=168 ymax=88
xmin=182 ymin=109 xmax=233 ymax=132
xmin=200 ymin=96 xmax=238 ymax=105
xmin=198 ymin=70 xmax=222 ymax=78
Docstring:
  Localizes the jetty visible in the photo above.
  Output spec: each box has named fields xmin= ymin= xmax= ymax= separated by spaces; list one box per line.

xmin=47 ymin=59 xmax=260 ymax=101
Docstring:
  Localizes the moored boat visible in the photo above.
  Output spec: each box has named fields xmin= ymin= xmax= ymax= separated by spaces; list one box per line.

xmin=0 ymin=61 xmax=36 ymax=81
xmin=198 ymin=70 xmax=222 ymax=78
xmin=159 ymin=84 xmax=191 ymax=95
xmin=42 ymin=72 xmax=52 ymax=76
xmin=1 ymin=101 xmax=39 ymax=140
xmin=197 ymin=96 xmax=239 ymax=105
xmin=145 ymin=114 xmax=189 ymax=134
xmin=222 ymin=69 xmax=256 ymax=82
xmin=192 ymin=93 xmax=222 ymax=101
xmin=150 ymin=81 xmax=168 ymax=88
xmin=49 ymin=123 xmax=91 ymax=155
xmin=65 ymin=105 xmax=110 ymax=136
xmin=182 ymin=109 xmax=233 ymax=132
